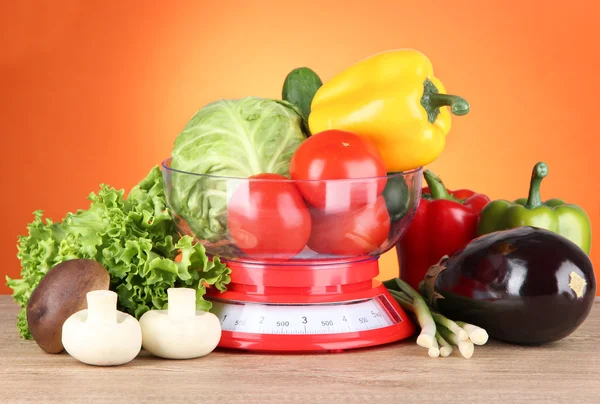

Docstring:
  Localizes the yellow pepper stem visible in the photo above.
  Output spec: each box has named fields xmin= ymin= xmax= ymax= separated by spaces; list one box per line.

xmin=429 ymin=93 xmax=470 ymax=116
xmin=421 ymin=78 xmax=470 ymax=124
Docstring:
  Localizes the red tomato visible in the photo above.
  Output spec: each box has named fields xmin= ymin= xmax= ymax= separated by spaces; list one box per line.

xmin=227 ymin=173 xmax=311 ymax=260
xmin=289 ymin=130 xmax=387 ymax=212
xmin=307 ymin=196 xmax=391 ymax=256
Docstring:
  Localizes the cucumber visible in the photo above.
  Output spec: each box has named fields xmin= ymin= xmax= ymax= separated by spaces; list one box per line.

xmin=382 ymin=175 xmax=411 ymax=222
xmin=282 ymin=67 xmax=322 ymax=133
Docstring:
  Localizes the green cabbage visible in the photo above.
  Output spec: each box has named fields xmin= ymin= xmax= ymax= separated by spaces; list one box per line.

xmin=6 ymin=166 xmax=231 ymax=339
xmin=170 ymin=96 xmax=307 ymax=242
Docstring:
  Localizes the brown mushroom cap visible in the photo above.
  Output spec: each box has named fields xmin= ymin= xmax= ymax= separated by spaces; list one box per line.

xmin=26 ymin=259 xmax=110 ymax=353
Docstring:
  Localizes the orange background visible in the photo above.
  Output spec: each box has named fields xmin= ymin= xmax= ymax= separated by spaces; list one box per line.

xmin=1 ymin=1 xmax=599 ymax=295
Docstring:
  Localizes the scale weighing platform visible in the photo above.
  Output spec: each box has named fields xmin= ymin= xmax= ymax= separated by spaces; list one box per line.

xmin=207 ymin=257 xmax=415 ymax=352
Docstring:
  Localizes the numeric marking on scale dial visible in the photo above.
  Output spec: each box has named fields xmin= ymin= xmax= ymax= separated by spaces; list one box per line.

xmin=210 ymin=298 xmax=395 ymax=335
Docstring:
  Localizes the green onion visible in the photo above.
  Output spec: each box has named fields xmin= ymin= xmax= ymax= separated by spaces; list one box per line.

xmin=456 ymin=321 xmax=489 ymax=345
xmin=438 ymin=325 xmax=474 ymax=359
xmin=390 ymin=280 xmax=436 ymax=349
xmin=436 ymin=331 xmax=453 ymax=357
xmin=385 ymin=278 xmax=489 ymax=359
xmin=428 ymin=336 xmax=440 ymax=358
xmin=430 ymin=312 xmax=468 ymax=341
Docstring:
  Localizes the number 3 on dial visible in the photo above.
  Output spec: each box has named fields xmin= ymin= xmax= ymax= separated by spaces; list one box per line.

xmin=302 ymin=316 xmax=307 ymax=324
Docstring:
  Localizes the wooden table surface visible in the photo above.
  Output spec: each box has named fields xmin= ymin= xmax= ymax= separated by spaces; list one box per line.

xmin=1 ymin=296 xmax=599 ymax=404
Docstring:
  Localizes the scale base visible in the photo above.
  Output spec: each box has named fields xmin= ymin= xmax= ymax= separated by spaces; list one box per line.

xmin=216 ymin=323 xmax=412 ymax=353
xmin=208 ymin=282 xmax=416 ymax=353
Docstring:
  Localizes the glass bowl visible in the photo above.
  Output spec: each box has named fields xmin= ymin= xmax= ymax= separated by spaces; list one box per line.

xmin=162 ymin=158 xmax=422 ymax=264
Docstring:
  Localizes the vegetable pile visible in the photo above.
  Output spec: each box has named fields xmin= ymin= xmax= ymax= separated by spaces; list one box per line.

xmin=165 ymin=49 xmax=470 ymax=260
xmin=6 ymin=166 xmax=231 ymax=339
xmin=392 ymin=162 xmax=595 ymax=354
xmin=6 ymin=46 xmax=595 ymax=363
xmin=386 ymin=225 xmax=595 ymax=357
xmin=397 ymin=161 xmax=593 ymax=290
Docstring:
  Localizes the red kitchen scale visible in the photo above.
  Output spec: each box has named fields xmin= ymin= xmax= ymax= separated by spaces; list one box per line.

xmin=206 ymin=257 xmax=415 ymax=352
xmin=162 ymin=159 xmax=423 ymax=353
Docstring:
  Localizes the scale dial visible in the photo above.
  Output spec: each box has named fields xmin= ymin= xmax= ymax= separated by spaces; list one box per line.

xmin=210 ymin=295 xmax=402 ymax=335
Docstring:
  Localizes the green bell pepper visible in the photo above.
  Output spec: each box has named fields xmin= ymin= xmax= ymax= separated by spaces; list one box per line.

xmin=477 ymin=161 xmax=592 ymax=255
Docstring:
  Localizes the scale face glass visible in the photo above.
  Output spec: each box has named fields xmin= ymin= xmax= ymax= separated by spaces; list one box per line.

xmin=210 ymin=295 xmax=402 ymax=335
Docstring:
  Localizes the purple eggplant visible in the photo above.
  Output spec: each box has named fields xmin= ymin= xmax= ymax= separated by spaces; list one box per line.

xmin=422 ymin=226 xmax=596 ymax=345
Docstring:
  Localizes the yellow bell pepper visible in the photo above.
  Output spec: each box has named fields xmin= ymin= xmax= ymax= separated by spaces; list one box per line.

xmin=308 ymin=49 xmax=470 ymax=172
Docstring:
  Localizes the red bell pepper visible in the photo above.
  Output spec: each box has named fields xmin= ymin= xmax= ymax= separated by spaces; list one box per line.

xmin=396 ymin=170 xmax=490 ymax=291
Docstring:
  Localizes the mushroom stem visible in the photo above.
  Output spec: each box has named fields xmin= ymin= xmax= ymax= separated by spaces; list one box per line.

xmin=167 ymin=288 xmax=197 ymax=317
xmin=86 ymin=290 xmax=117 ymax=324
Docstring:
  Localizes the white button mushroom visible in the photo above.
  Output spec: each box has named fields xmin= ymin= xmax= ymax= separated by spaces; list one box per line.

xmin=61 ymin=290 xmax=142 ymax=366
xmin=139 ymin=288 xmax=222 ymax=359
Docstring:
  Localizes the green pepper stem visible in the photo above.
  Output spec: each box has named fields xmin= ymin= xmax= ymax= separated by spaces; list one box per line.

xmin=428 ymin=93 xmax=470 ymax=116
xmin=525 ymin=162 xmax=548 ymax=208
xmin=423 ymin=170 xmax=461 ymax=202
